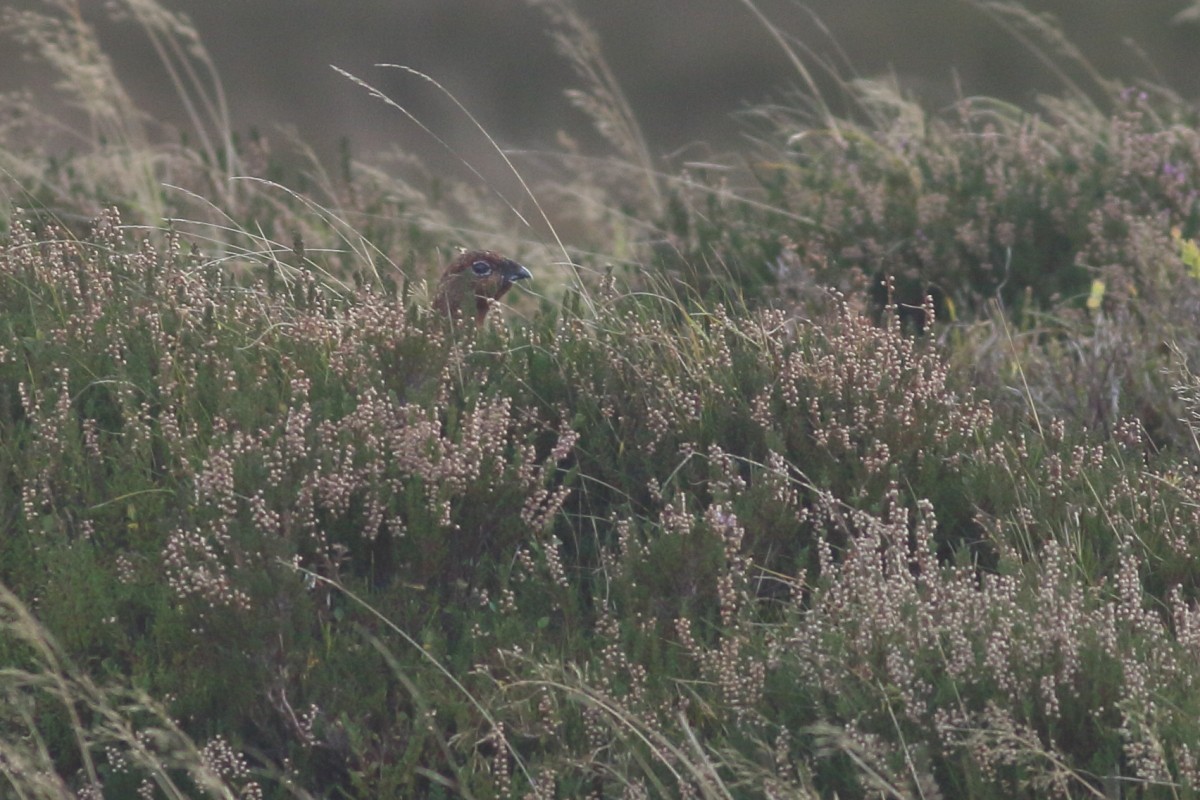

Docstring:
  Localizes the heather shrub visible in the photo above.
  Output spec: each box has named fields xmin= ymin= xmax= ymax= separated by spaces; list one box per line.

xmin=636 ymin=83 xmax=1200 ymax=451
xmin=476 ymin=319 xmax=1200 ymax=799
xmin=7 ymin=201 xmax=1200 ymax=797
xmin=485 ymin=277 xmax=1200 ymax=797
xmin=0 ymin=208 xmax=573 ymax=794
xmin=703 ymin=85 xmax=1200 ymax=317
xmin=637 ymin=71 xmax=1200 ymax=452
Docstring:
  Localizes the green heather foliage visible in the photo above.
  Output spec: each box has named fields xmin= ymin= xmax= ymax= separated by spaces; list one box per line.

xmin=656 ymin=86 xmax=1200 ymax=319
xmin=8 ymin=1 xmax=1200 ymax=798
xmin=4 ymin=206 xmax=1200 ymax=798
xmin=658 ymin=84 xmax=1200 ymax=444
xmin=771 ymin=88 xmax=1200 ymax=310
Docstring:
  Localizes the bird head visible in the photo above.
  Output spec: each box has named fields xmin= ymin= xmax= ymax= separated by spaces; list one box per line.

xmin=434 ymin=250 xmax=532 ymax=325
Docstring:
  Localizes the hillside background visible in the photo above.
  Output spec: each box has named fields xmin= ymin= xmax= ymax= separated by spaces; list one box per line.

xmin=5 ymin=0 xmax=1200 ymax=172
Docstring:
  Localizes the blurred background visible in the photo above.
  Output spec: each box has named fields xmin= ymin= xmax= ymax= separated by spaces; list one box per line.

xmin=4 ymin=0 xmax=1200 ymax=171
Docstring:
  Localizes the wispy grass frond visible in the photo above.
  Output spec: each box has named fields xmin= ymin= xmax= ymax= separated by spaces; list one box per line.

xmin=522 ymin=0 xmax=662 ymax=217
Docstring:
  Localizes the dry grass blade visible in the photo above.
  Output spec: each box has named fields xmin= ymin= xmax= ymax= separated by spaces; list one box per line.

xmin=521 ymin=0 xmax=661 ymax=216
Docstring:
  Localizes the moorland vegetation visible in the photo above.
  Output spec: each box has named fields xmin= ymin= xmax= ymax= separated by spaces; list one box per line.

xmin=4 ymin=1 xmax=1200 ymax=797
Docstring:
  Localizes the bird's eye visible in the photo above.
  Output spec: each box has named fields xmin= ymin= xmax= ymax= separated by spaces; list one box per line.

xmin=471 ymin=260 xmax=491 ymax=276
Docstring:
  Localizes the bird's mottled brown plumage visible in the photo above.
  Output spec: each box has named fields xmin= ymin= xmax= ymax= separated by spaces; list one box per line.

xmin=433 ymin=250 xmax=532 ymax=325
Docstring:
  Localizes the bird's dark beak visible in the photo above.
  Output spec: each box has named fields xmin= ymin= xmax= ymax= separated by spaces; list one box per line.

xmin=505 ymin=261 xmax=532 ymax=283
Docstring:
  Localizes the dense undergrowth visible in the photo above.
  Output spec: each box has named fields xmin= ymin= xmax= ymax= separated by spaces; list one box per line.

xmin=6 ymin=1 xmax=1200 ymax=798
